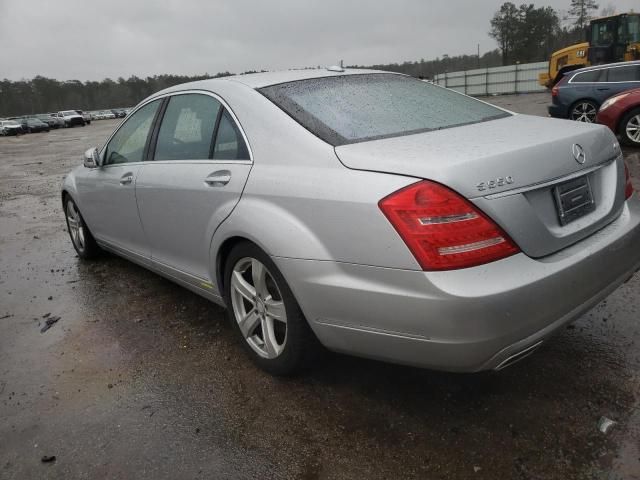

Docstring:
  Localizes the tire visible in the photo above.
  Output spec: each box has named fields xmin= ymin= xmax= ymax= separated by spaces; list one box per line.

xmin=64 ymin=196 xmax=101 ymax=259
xmin=223 ymin=241 xmax=322 ymax=375
xmin=570 ymin=100 xmax=598 ymax=123
xmin=619 ymin=108 xmax=640 ymax=147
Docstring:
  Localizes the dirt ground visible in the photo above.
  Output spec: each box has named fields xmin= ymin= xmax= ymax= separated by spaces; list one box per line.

xmin=1 ymin=94 xmax=640 ymax=479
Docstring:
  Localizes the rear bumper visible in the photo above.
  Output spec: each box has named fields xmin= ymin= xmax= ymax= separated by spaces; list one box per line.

xmin=548 ymin=103 xmax=568 ymax=118
xmin=274 ymin=197 xmax=640 ymax=372
xmin=66 ymin=117 xmax=84 ymax=126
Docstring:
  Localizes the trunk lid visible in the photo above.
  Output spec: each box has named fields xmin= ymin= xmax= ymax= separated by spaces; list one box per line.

xmin=335 ymin=114 xmax=624 ymax=258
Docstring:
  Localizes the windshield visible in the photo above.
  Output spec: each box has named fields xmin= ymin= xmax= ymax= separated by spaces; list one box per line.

xmin=621 ymin=15 xmax=640 ymax=44
xmin=62 ymin=111 xmax=77 ymax=116
xmin=259 ymin=74 xmax=510 ymax=146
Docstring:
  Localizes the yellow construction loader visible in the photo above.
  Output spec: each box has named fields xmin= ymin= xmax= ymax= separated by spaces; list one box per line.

xmin=539 ymin=12 xmax=640 ymax=88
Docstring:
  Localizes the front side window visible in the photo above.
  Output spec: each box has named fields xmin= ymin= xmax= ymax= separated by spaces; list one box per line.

xmin=259 ymin=74 xmax=510 ymax=146
xmin=154 ymin=94 xmax=221 ymax=161
xmin=213 ymin=110 xmax=250 ymax=160
xmin=591 ymin=20 xmax=616 ymax=46
xmin=607 ymin=66 xmax=639 ymax=82
xmin=104 ymin=100 xmax=160 ymax=164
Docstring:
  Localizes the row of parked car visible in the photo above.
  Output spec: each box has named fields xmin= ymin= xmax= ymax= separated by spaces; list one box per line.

xmin=0 ymin=108 xmax=130 ymax=136
xmin=91 ymin=109 xmax=129 ymax=120
xmin=549 ymin=60 xmax=640 ymax=146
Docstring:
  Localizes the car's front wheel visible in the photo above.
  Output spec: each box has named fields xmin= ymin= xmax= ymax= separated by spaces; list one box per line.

xmin=223 ymin=242 xmax=321 ymax=375
xmin=570 ymin=100 xmax=598 ymax=123
xmin=64 ymin=196 xmax=101 ymax=259
xmin=620 ymin=108 xmax=640 ymax=147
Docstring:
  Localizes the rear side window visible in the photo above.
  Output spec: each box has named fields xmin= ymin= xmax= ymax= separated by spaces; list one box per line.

xmin=213 ymin=110 xmax=250 ymax=160
xmin=155 ymin=94 xmax=221 ymax=161
xmin=259 ymin=74 xmax=510 ymax=146
xmin=571 ymin=70 xmax=605 ymax=83
xmin=607 ymin=65 xmax=639 ymax=82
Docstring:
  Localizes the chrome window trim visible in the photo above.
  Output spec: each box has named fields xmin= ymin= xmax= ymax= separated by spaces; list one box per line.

xmin=99 ymin=89 xmax=254 ymax=165
xmin=568 ymin=63 xmax=640 ymax=84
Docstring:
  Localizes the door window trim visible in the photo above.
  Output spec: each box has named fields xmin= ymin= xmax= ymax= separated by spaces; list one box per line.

xmin=99 ymin=89 xmax=253 ymax=166
xmin=568 ymin=63 xmax=640 ymax=84
xmin=100 ymin=98 xmax=165 ymax=167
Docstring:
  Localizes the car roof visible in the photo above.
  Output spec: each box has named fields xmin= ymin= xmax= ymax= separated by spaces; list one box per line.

xmin=570 ymin=60 xmax=640 ymax=75
xmin=160 ymin=68 xmax=402 ymax=93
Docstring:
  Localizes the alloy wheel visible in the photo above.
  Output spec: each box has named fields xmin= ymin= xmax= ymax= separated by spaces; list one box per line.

xmin=230 ymin=257 xmax=287 ymax=359
xmin=66 ymin=201 xmax=86 ymax=253
xmin=571 ymin=102 xmax=597 ymax=123
xmin=626 ymin=114 xmax=640 ymax=144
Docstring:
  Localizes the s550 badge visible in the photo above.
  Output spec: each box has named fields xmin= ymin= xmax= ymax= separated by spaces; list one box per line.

xmin=476 ymin=176 xmax=514 ymax=192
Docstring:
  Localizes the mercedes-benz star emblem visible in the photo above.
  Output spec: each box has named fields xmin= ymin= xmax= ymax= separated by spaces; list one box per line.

xmin=572 ymin=144 xmax=586 ymax=165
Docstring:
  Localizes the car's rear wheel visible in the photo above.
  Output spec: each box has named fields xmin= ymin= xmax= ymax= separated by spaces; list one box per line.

xmin=570 ymin=100 xmax=598 ymax=123
xmin=223 ymin=242 xmax=321 ymax=375
xmin=64 ymin=196 xmax=100 ymax=259
xmin=620 ymin=108 xmax=640 ymax=147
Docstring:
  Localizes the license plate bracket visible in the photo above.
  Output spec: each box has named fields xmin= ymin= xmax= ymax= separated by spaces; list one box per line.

xmin=553 ymin=175 xmax=596 ymax=226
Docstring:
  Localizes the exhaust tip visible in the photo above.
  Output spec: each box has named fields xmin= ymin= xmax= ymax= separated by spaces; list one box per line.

xmin=494 ymin=341 xmax=543 ymax=371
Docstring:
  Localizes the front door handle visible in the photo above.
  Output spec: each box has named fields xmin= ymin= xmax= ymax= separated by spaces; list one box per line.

xmin=205 ymin=170 xmax=231 ymax=187
xmin=596 ymin=87 xmax=610 ymax=91
xmin=119 ymin=173 xmax=134 ymax=185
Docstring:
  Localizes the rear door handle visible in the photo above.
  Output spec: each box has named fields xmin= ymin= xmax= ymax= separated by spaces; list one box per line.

xmin=205 ymin=170 xmax=231 ymax=187
xmin=119 ymin=173 xmax=134 ymax=185
xmin=596 ymin=87 xmax=610 ymax=91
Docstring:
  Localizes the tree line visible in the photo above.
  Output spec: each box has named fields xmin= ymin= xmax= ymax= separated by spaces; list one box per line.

xmin=489 ymin=0 xmax=601 ymax=65
xmin=0 ymin=0 xmax=611 ymax=117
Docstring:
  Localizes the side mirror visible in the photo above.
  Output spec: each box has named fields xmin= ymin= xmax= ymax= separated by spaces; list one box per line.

xmin=83 ymin=147 xmax=101 ymax=168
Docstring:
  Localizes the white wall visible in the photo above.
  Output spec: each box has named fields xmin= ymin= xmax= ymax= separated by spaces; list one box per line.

xmin=433 ymin=62 xmax=549 ymax=96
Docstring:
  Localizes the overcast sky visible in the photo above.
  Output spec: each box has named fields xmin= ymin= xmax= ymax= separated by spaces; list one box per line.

xmin=0 ymin=0 xmax=635 ymax=81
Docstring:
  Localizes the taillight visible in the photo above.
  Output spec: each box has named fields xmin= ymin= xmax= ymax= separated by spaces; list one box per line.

xmin=379 ymin=181 xmax=520 ymax=271
xmin=551 ymin=75 xmax=568 ymax=98
xmin=625 ymin=162 xmax=634 ymax=200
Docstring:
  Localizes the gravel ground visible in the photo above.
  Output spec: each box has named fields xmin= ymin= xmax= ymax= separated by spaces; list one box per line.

xmin=1 ymin=95 xmax=640 ymax=479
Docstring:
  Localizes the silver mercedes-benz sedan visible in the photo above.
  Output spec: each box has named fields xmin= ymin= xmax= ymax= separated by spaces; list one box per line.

xmin=61 ymin=68 xmax=640 ymax=375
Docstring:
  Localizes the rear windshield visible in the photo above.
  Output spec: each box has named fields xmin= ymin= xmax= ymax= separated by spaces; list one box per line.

xmin=259 ymin=73 xmax=510 ymax=146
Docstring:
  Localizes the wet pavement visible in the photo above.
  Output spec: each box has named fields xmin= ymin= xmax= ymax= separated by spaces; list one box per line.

xmin=1 ymin=96 xmax=640 ymax=479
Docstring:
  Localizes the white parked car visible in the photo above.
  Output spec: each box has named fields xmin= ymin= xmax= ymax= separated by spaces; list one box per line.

xmin=56 ymin=110 xmax=85 ymax=127
xmin=0 ymin=120 xmax=23 ymax=136
xmin=76 ymin=110 xmax=92 ymax=125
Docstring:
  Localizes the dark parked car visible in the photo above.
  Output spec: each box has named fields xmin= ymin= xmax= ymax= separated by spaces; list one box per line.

xmin=549 ymin=61 xmax=640 ymax=123
xmin=18 ymin=117 xmax=50 ymax=133
xmin=111 ymin=109 xmax=126 ymax=118
xmin=36 ymin=114 xmax=59 ymax=129
xmin=597 ymin=88 xmax=640 ymax=146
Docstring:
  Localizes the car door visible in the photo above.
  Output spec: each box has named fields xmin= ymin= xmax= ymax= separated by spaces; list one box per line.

xmin=135 ymin=92 xmax=252 ymax=285
xmin=75 ymin=99 xmax=162 ymax=258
